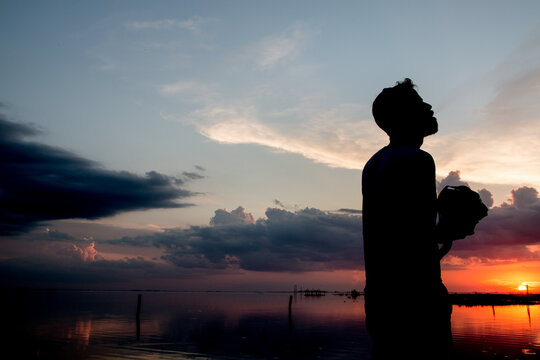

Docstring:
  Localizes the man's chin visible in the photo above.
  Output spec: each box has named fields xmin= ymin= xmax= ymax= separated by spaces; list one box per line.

xmin=424 ymin=118 xmax=438 ymax=136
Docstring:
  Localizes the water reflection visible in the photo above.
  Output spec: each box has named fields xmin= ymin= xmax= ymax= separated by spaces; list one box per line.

xmin=66 ymin=318 xmax=92 ymax=347
xmin=452 ymin=303 xmax=539 ymax=359
xmin=3 ymin=290 xmax=539 ymax=359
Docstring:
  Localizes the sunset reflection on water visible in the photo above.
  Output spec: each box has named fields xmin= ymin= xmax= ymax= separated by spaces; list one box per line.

xmin=4 ymin=290 xmax=539 ymax=359
xmin=452 ymin=303 xmax=539 ymax=358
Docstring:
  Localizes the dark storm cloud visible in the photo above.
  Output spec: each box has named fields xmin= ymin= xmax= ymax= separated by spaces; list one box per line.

xmin=137 ymin=183 xmax=538 ymax=273
xmin=336 ymin=208 xmax=363 ymax=214
xmin=45 ymin=228 xmax=77 ymax=241
xmin=113 ymin=206 xmax=363 ymax=272
xmin=0 ymin=116 xmax=198 ymax=235
xmin=182 ymin=171 xmax=205 ymax=180
xmin=0 ymin=255 xmax=197 ymax=286
xmin=446 ymin=185 xmax=540 ymax=265
xmin=0 ymin=227 xmax=211 ymax=287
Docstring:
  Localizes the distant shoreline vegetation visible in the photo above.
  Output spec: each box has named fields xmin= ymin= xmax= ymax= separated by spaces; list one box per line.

xmin=2 ymin=288 xmax=540 ymax=306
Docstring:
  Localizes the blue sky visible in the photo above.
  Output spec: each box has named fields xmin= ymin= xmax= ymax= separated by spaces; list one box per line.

xmin=2 ymin=1 xmax=540 ymax=291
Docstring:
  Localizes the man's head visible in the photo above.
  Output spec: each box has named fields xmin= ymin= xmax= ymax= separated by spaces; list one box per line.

xmin=372 ymin=78 xmax=438 ymax=140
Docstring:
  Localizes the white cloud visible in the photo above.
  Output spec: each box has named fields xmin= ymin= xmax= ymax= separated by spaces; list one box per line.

xmin=160 ymin=81 xmax=202 ymax=95
xmin=88 ymin=53 xmax=117 ymax=72
xmin=158 ymin=29 xmax=540 ymax=191
xmin=159 ymin=80 xmax=218 ymax=103
xmin=125 ymin=19 xmax=176 ymax=30
xmin=174 ymin=36 xmax=540 ymax=190
xmin=210 ymin=206 xmax=255 ymax=226
xmin=188 ymin=102 xmax=385 ymax=170
xmin=256 ymin=28 xmax=303 ymax=68
xmin=124 ymin=17 xmax=210 ymax=31
xmin=427 ymin=65 xmax=540 ymax=187
xmin=178 ymin=64 xmax=540 ymax=189
xmin=436 ymin=170 xmax=469 ymax=192
xmin=240 ymin=24 xmax=309 ymax=69
xmin=425 ymin=36 xmax=540 ymax=188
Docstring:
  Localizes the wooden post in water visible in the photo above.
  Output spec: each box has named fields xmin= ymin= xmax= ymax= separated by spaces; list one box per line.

xmin=136 ymin=294 xmax=142 ymax=340
xmin=288 ymin=295 xmax=293 ymax=329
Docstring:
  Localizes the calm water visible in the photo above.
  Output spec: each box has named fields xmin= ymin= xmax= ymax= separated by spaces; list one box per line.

xmin=3 ymin=290 xmax=539 ymax=359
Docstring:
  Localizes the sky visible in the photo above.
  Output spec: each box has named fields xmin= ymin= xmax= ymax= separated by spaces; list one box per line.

xmin=1 ymin=0 xmax=540 ymax=292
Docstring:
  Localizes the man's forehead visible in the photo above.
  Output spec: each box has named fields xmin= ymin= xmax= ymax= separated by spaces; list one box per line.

xmin=402 ymin=90 xmax=424 ymax=104
xmin=411 ymin=90 xmax=423 ymax=101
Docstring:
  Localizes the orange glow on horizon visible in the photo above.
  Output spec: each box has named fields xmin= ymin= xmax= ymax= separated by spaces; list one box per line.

xmin=442 ymin=261 xmax=540 ymax=293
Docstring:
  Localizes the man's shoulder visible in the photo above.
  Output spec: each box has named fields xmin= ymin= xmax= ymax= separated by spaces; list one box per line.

xmin=363 ymin=146 xmax=434 ymax=184
xmin=366 ymin=146 xmax=433 ymax=166
xmin=408 ymin=148 xmax=435 ymax=166
xmin=386 ymin=146 xmax=434 ymax=164
xmin=409 ymin=147 xmax=434 ymax=161
xmin=364 ymin=147 xmax=388 ymax=168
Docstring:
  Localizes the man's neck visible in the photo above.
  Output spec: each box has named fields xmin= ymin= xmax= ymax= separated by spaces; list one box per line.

xmin=389 ymin=136 xmax=424 ymax=148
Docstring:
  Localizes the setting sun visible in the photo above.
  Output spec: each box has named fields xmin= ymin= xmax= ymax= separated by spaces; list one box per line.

xmin=518 ymin=282 xmax=531 ymax=293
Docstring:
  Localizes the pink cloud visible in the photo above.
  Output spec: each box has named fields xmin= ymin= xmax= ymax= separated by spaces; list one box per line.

xmin=59 ymin=242 xmax=101 ymax=262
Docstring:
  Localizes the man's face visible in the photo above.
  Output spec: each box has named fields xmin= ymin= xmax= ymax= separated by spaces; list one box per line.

xmin=407 ymin=91 xmax=438 ymax=136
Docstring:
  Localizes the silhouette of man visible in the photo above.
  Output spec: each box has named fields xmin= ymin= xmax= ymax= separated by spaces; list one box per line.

xmin=362 ymin=79 xmax=452 ymax=359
